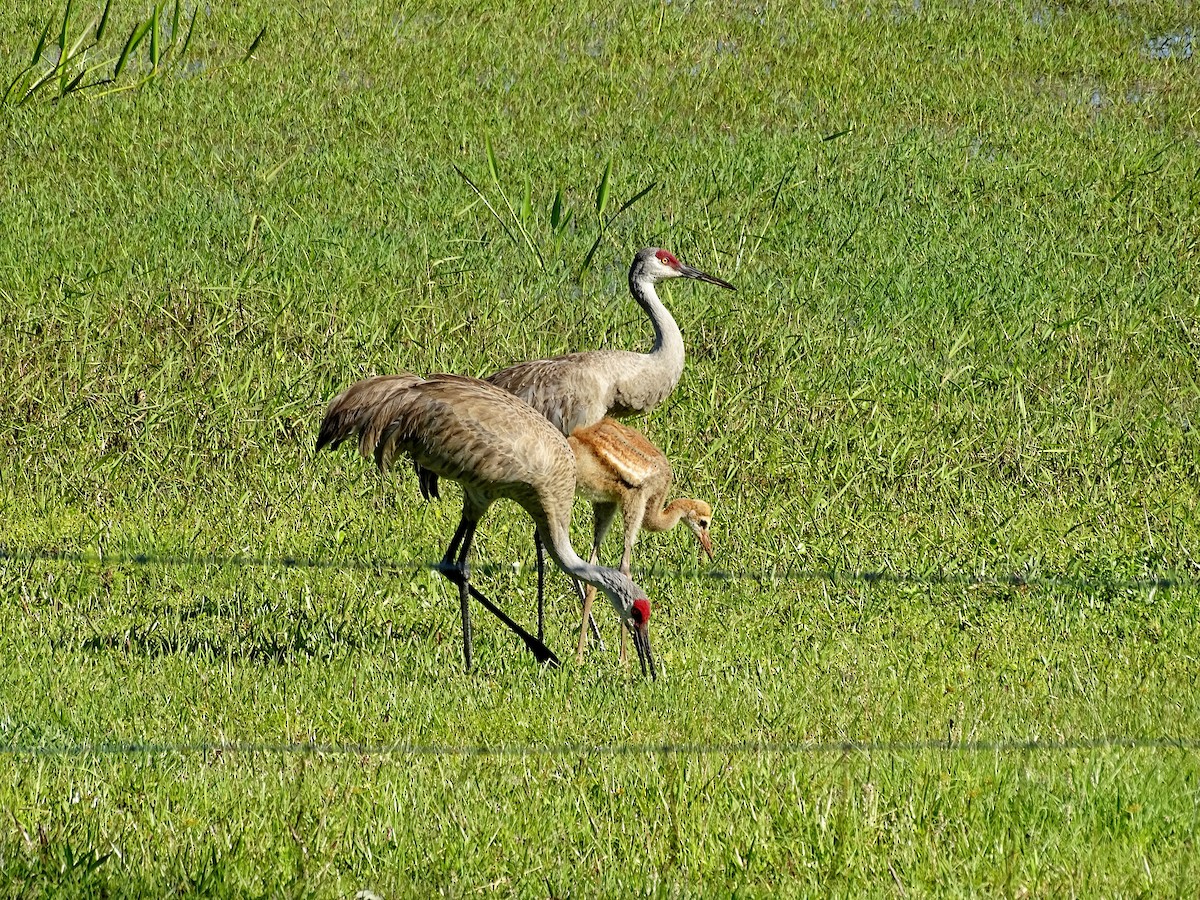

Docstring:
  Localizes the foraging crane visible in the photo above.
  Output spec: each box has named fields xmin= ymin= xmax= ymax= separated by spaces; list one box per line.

xmin=486 ymin=246 xmax=735 ymax=437
xmin=566 ymin=417 xmax=714 ymax=662
xmin=315 ymin=373 xmax=658 ymax=677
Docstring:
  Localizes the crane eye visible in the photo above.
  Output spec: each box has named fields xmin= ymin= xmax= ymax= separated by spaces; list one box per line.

xmin=699 ymin=520 xmax=709 ymax=529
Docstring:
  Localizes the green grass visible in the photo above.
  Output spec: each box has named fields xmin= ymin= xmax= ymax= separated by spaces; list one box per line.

xmin=3 ymin=0 xmax=1200 ymax=894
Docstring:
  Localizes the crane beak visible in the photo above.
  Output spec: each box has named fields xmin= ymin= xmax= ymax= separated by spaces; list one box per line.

xmin=697 ymin=528 xmax=714 ymax=562
xmin=678 ymin=262 xmax=736 ymax=291
xmin=630 ymin=621 xmax=657 ymax=680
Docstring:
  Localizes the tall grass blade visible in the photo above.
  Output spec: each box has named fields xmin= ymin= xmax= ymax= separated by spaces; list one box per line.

xmin=63 ymin=68 xmax=87 ymax=96
xmin=65 ymin=16 xmax=95 ymax=63
xmin=550 ymin=188 xmax=563 ymax=230
xmin=4 ymin=67 xmax=35 ymax=106
xmin=520 ymin=177 xmax=532 ymax=223
xmin=579 ymin=232 xmax=606 ymax=277
xmin=96 ymin=0 xmax=112 ymax=42
xmin=58 ymin=0 xmax=75 ymax=62
xmin=608 ymin=180 xmax=657 ymax=221
xmin=31 ymin=17 xmax=52 ymax=65
xmin=19 ymin=69 xmax=59 ymax=106
xmin=485 ymin=136 xmax=500 ymax=184
xmin=243 ymin=25 xmax=266 ymax=62
xmin=453 ymin=164 xmax=520 ymax=250
xmin=115 ymin=18 xmax=153 ymax=81
xmin=496 ymin=181 xmax=544 ymax=269
xmin=179 ymin=3 xmax=200 ymax=59
xmin=578 ymin=181 xmax=657 ymax=279
xmin=171 ymin=0 xmax=182 ymax=47
xmin=149 ymin=5 xmax=160 ymax=71
xmin=595 ymin=158 xmax=612 ymax=217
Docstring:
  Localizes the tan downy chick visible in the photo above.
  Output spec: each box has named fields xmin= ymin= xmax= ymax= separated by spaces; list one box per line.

xmin=569 ymin=417 xmax=714 ymax=663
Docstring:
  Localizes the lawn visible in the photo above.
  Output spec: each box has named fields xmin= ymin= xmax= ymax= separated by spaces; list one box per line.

xmin=1 ymin=0 xmax=1199 ymax=895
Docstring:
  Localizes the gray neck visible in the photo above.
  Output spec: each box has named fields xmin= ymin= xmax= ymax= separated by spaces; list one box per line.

xmin=539 ymin=521 xmax=632 ymax=615
xmin=625 ymin=274 xmax=685 ymax=401
xmin=629 ymin=274 xmax=684 ymax=360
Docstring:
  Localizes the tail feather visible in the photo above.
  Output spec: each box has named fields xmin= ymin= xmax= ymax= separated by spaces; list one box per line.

xmin=315 ymin=373 xmax=424 ymax=459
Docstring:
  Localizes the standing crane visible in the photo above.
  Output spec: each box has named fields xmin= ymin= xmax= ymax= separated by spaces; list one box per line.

xmin=569 ymin=417 xmax=714 ymax=662
xmin=486 ymin=246 xmax=734 ymax=635
xmin=486 ymin=246 xmax=735 ymax=436
xmin=315 ymin=373 xmax=658 ymax=677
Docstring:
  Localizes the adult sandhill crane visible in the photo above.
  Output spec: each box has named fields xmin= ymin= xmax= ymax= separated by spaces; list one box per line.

xmin=487 ymin=246 xmax=732 ymax=632
xmin=315 ymin=373 xmax=658 ymax=677
xmin=485 ymin=246 xmax=735 ymax=437
xmin=568 ymin=417 xmax=714 ymax=662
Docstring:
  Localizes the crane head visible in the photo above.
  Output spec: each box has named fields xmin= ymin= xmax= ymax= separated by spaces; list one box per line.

xmin=631 ymin=247 xmax=736 ymax=291
xmin=680 ymin=500 xmax=714 ymax=561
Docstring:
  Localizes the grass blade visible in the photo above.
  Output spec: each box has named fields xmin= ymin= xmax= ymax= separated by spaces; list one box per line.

xmin=243 ymin=25 xmax=266 ymax=62
xmin=31 ymin=17 xmax=51 ymax=66
xmin=63 ymin=67 xmax=87 ymax=96
xmin=65 ymin=15 xmax=96 ymax=63
xmin=178 ymin=3 xmax=199 ymax=59
xmin=171 ymin=0 xmax=182 ymax=47
xmin=579 ymin=233 xmax=604 ymax=278
xmin=495 ymin=178 xmax=544 ymax=268
xmin=550 ymin=188 xmax=563 ymax=230
xmin=58 ymin=0 xmax=74 ymax=63
xmin=595 ymin=158 xmax=612 ymax=217
xmin=485 ymin=135 xmax=499 ymax=184
xmin=149 ymin=4 xmax=160 ymax=71
xmin=18 ymin=68 xmax=59 ymax=106
xmin=578 ymin=181 xmax=655 ymax=278
xmin=95 ymin=0 xmax=112 ymax=42
xmin=607 ymin=180 xmax=657 ymax=223
xmin=4 ymin=66 xmax=36 ymax=105
xmin=453 ymin=164 xmax=520 ymax=250
xmin=520 ymin=176 xmax=532 ymax=223
xmin=115 ymin=17 xmax=153 ymax=81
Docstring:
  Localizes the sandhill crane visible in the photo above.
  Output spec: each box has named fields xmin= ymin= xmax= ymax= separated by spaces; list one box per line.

xmin=566 ymin=417 xmax=713 ymax=662
xmin=486 ymin=246 xmax=732 ymax=631
xmin=315 ymin=373 xmax=658 ymax=677
xmin=485 ymin=246 xmax=735 ymax=437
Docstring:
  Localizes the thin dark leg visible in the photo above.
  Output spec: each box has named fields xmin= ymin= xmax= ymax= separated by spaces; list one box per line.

xmin=534 ymin=529 xmax=546 ymax=642
xmin=435 ymin=513 xmax=560 ymax=669
xmin=453 ymin=517 xmax=478 ymax=670
xmin=438 ymin=516 xmax=472 ymax=572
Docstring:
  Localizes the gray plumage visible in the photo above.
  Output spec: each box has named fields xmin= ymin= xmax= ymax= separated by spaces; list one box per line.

xmin=486 ymin=247 xmax=735 ymax=436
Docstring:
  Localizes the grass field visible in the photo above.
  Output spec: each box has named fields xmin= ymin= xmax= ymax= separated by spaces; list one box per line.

xmin=2 ymin=0 xmax=1200 ymax=894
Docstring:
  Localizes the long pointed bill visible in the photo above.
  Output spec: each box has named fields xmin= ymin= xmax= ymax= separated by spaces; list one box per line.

xmin=698 ymin=529 xmax=714 ymax=561
xmin=679 ymin=263 xmax=736 ymax=291
xmin=631 ymin=622 xmax=657 ymax=680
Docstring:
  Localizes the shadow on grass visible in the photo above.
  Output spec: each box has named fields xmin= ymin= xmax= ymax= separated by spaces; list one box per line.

xmin=1 ymin=545 xmax=1190 ymax=594
xmin=68 ymin=613 xmax=444 ymax=663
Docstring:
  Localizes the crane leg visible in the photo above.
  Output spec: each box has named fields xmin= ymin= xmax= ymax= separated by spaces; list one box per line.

xmin=534 ymin=529 xmax=546 ymax=643
xmin=436 ymin=514 xmax=560 ymax=669
xmin=441 ymin=513 xmax=477 ymax=672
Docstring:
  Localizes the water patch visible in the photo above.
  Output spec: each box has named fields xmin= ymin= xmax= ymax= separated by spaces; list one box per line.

xmin=1144 ymin=27 xmax=1194 ymax=60
xmin=1030 ymin=5 xmax=1066 ymax=27
xmin=891 ymin=0 xmax=922 ymax=19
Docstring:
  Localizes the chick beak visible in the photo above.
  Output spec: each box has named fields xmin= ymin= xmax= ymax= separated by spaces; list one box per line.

xmin=678 ymin=262 xmax=736 ymax=291
xmin=697 ymin=528 xmax=714 ymax=562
